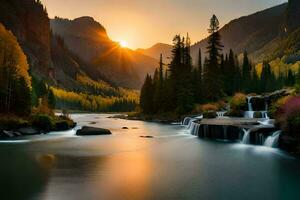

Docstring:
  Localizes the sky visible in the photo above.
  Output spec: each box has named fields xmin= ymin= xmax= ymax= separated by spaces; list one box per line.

xmin=41 ymin=0 xmax=287 ymax=49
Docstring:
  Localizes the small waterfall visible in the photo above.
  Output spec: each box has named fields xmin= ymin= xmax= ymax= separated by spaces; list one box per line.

xmin=264 ymin=131 xmax=281 ymax=148
xmin=182 ymin=117 xmax=193 ymax=125
xmin=247 ymin=96 xmax=253 ymax=111
xmin=244 ymin=111 xmax=255 ymax=118
xmin=243 ymin=96 xmax=270 ymax=119
xmin=242 ymin=129 xmax=250 ymax=144
xmin=190 ymin=123 xmax=201 ymax=136
xmin=217 ymin=111 xmax=227 ymax=118
xmin=261 ymin=111 xmax=269 ymax=119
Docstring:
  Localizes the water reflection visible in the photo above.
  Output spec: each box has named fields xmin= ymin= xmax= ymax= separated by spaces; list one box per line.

xmin=0 ymin=114 xmax=299 ymax=200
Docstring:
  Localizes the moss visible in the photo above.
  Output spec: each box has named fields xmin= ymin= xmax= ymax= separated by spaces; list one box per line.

xmin=31 ymin=114 xmax=54 ymax=131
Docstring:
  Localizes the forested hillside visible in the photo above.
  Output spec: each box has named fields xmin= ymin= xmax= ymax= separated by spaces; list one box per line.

xmin=0 ymin=0 xmax=140 ymax=112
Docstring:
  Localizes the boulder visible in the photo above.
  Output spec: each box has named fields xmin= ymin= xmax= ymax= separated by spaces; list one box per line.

xmin=76 ymin=126 xmax=112 ymax=136
xmin=17 ymin=127 xmax=40 ymax=135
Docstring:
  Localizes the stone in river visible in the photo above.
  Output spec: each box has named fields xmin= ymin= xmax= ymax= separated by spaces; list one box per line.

xmin=76 ymin=126 xmax=112 ymax=136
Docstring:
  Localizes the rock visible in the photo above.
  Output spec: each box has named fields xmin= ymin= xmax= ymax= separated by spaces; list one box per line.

xmin=17 ymin=127 xmax=40 ymax=135
xmin=279 ymin=135 xmax=299 ymax=152
xmin=140 ymin=135 xmax=154 ymax=138
xmin=76 ymin=126 xmax=112 ymax=136
xmin=122 ymin=127 xmax=129 ymax=129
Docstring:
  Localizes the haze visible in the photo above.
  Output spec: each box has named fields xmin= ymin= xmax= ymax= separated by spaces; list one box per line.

xmin=42 ymin=0 xmax=287 ymax=49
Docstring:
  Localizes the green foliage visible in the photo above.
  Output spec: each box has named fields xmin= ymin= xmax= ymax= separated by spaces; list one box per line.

xmin=227 ymin=93 xmax=247 ymax=117
xmin=31 ymin=114 xmax=54 ymax=131
xmin=53 ymin=87 xmax=138 ymax=112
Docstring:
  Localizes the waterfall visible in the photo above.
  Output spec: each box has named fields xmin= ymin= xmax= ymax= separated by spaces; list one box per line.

xmin=242 ymin=129 xmax=250 ymax=144
xmin=247 ymin=96 xmax=253 ymax=111
xmin=244 ymin=111 xmax=255 ymax=118
xmin=190 ymin=123 xmax=201 ymax=136
xmin=264 ymin=131 xmax=281 ymax=148
xmin=261 ymin=111 xmax=269 ymax=119
xmin=243 ymin=96 xmax=270 ymax=119
xmin=217 ymin=111 xmax=227 ymax=118
xmin=182 ymin=117 xmax=193 ymax=125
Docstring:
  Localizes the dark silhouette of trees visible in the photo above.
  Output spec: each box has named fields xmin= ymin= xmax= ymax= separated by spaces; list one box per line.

xmin=140 ymin=14 xmax=297 ymax=115
xmin=203 ymin=15 xmax=224 ymax=101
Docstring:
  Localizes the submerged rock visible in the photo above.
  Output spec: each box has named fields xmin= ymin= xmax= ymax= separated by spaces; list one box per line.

xmin=140 ymin=135 xmax=154 ymax=138
xmin=76 ymin=126 xmax=112 ymax=136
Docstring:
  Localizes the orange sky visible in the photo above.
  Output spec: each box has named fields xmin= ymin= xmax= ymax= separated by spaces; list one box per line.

xmin=42 ymin=0 xmax=287 ymax=49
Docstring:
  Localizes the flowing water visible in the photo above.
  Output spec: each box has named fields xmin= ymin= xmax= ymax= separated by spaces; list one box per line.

xmin=0 ymin=114 xmax=300 ymax=200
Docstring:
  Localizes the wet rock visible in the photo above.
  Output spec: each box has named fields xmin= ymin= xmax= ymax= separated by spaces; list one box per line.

xmin=76 ymin=126 xmax=112 ymax=136
xmin=17 ymin=127 xmax=40 ymax=135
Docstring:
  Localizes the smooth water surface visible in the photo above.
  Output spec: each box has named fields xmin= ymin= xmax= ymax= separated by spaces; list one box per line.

xmin=0 ymin=114 xmax=300 ymax=200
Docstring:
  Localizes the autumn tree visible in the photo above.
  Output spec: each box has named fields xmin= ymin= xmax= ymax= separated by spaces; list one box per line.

xmin=0 ymin=23 xmax=31 ymax=115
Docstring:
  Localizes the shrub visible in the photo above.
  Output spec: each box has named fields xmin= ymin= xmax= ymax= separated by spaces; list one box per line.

xmin=0 ymin=115 xmax=29 ymax=129
xmin=32 ymin=114 xmax=54 ymax=131
xmin=228 ymin=93 xmax=247 ymax=117
xmin=268 ymin=96 xmax=292 ymax=119
xmin=203 ymin=111 xmax=217 ymax=119
xmin=200 ymin=103 xmax=218 ymax=112
xmin=276 ymin=96 xmax=300 ymax=138
xmin=54 ymin=115 xmax=76 ymax=131
xmin=230 ymin=93 xmax=247 ymax=110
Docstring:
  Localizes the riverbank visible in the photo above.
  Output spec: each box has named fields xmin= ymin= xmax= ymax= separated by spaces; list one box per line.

xmin=109 ymin=112 xmax=182 ymax=124
xmin=0 ymin=114 xmax=76 ymax=139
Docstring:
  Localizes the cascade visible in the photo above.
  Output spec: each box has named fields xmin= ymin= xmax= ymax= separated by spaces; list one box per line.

xmin=247 ymin=96 xmax=253 ymax=111
xmin=182 ymin=117 xmax=193 ymax=125
xmin=242 ymin=129 xmax=251 ymax=144
xmin=244 ymin=111 xmax=255 ymax=118
xmin=190 ymin=123 xmax=201 ymax=136
xmin=217 ymin=111 xmax=227 ymax=118
xmin=264 ymin=131 xmax=281 ymax=148
xmin=243 ymin=96 xmax=269 ymax=119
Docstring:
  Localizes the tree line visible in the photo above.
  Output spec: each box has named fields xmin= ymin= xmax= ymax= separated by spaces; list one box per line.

xmin=140 ymin=15 xmax=298 ymax=115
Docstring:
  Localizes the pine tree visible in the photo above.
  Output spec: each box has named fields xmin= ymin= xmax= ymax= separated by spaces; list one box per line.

xmin=48 ymin=88 xmax=56 ymax=109
xmin=140 ymin=74 xmax=154 ymax=114
xmin=242 ymin=51 xmax=252 ymax=92
xmin=203 ymin=15 xmax=224 ymax=101
xmin=153 ymin=54 xmax=164 ymax=113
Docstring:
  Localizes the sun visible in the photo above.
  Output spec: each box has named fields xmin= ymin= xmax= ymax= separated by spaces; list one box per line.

xmin=119 ymin=40 xmax=128 ymax=48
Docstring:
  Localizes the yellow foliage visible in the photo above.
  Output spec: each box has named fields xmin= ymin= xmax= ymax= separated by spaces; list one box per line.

xmin=255 ymin=58 xmax=300 ymax=77
xmin=0 ymin=23 xmax=31 ymax=89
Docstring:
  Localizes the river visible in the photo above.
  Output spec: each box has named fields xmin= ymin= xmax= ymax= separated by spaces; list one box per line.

xmin=0 ymin=114 xmax=300 ymax=200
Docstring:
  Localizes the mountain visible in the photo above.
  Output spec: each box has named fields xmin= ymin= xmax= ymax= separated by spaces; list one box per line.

xmin=0 ymin=0 xmax=51 ymax=75
xmin=190 ymin=3 xmax=289 ymax=63
xmin=51 ymin=17 xmax=158 ymax=88
xmin=144 ymin=1 xmax=300 ymax=65
xmin=137 ymin=43 xmax=172 ymax=63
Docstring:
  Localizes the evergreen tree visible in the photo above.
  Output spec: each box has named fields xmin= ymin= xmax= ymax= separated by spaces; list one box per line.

xmin=285 ymin=69 xmax=296 ymax=86
xmin=140 ymin=74 xmax=154 ymax=114
xmin=203 ymin=15 xmax=224 ymax=101
xmin=153 ymin=54 xmax=164 ymax=113
xmin=242 ymin=51 xmax=252 ymax=92
xmin=48 ymin=88 xmax=56 ymax=109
